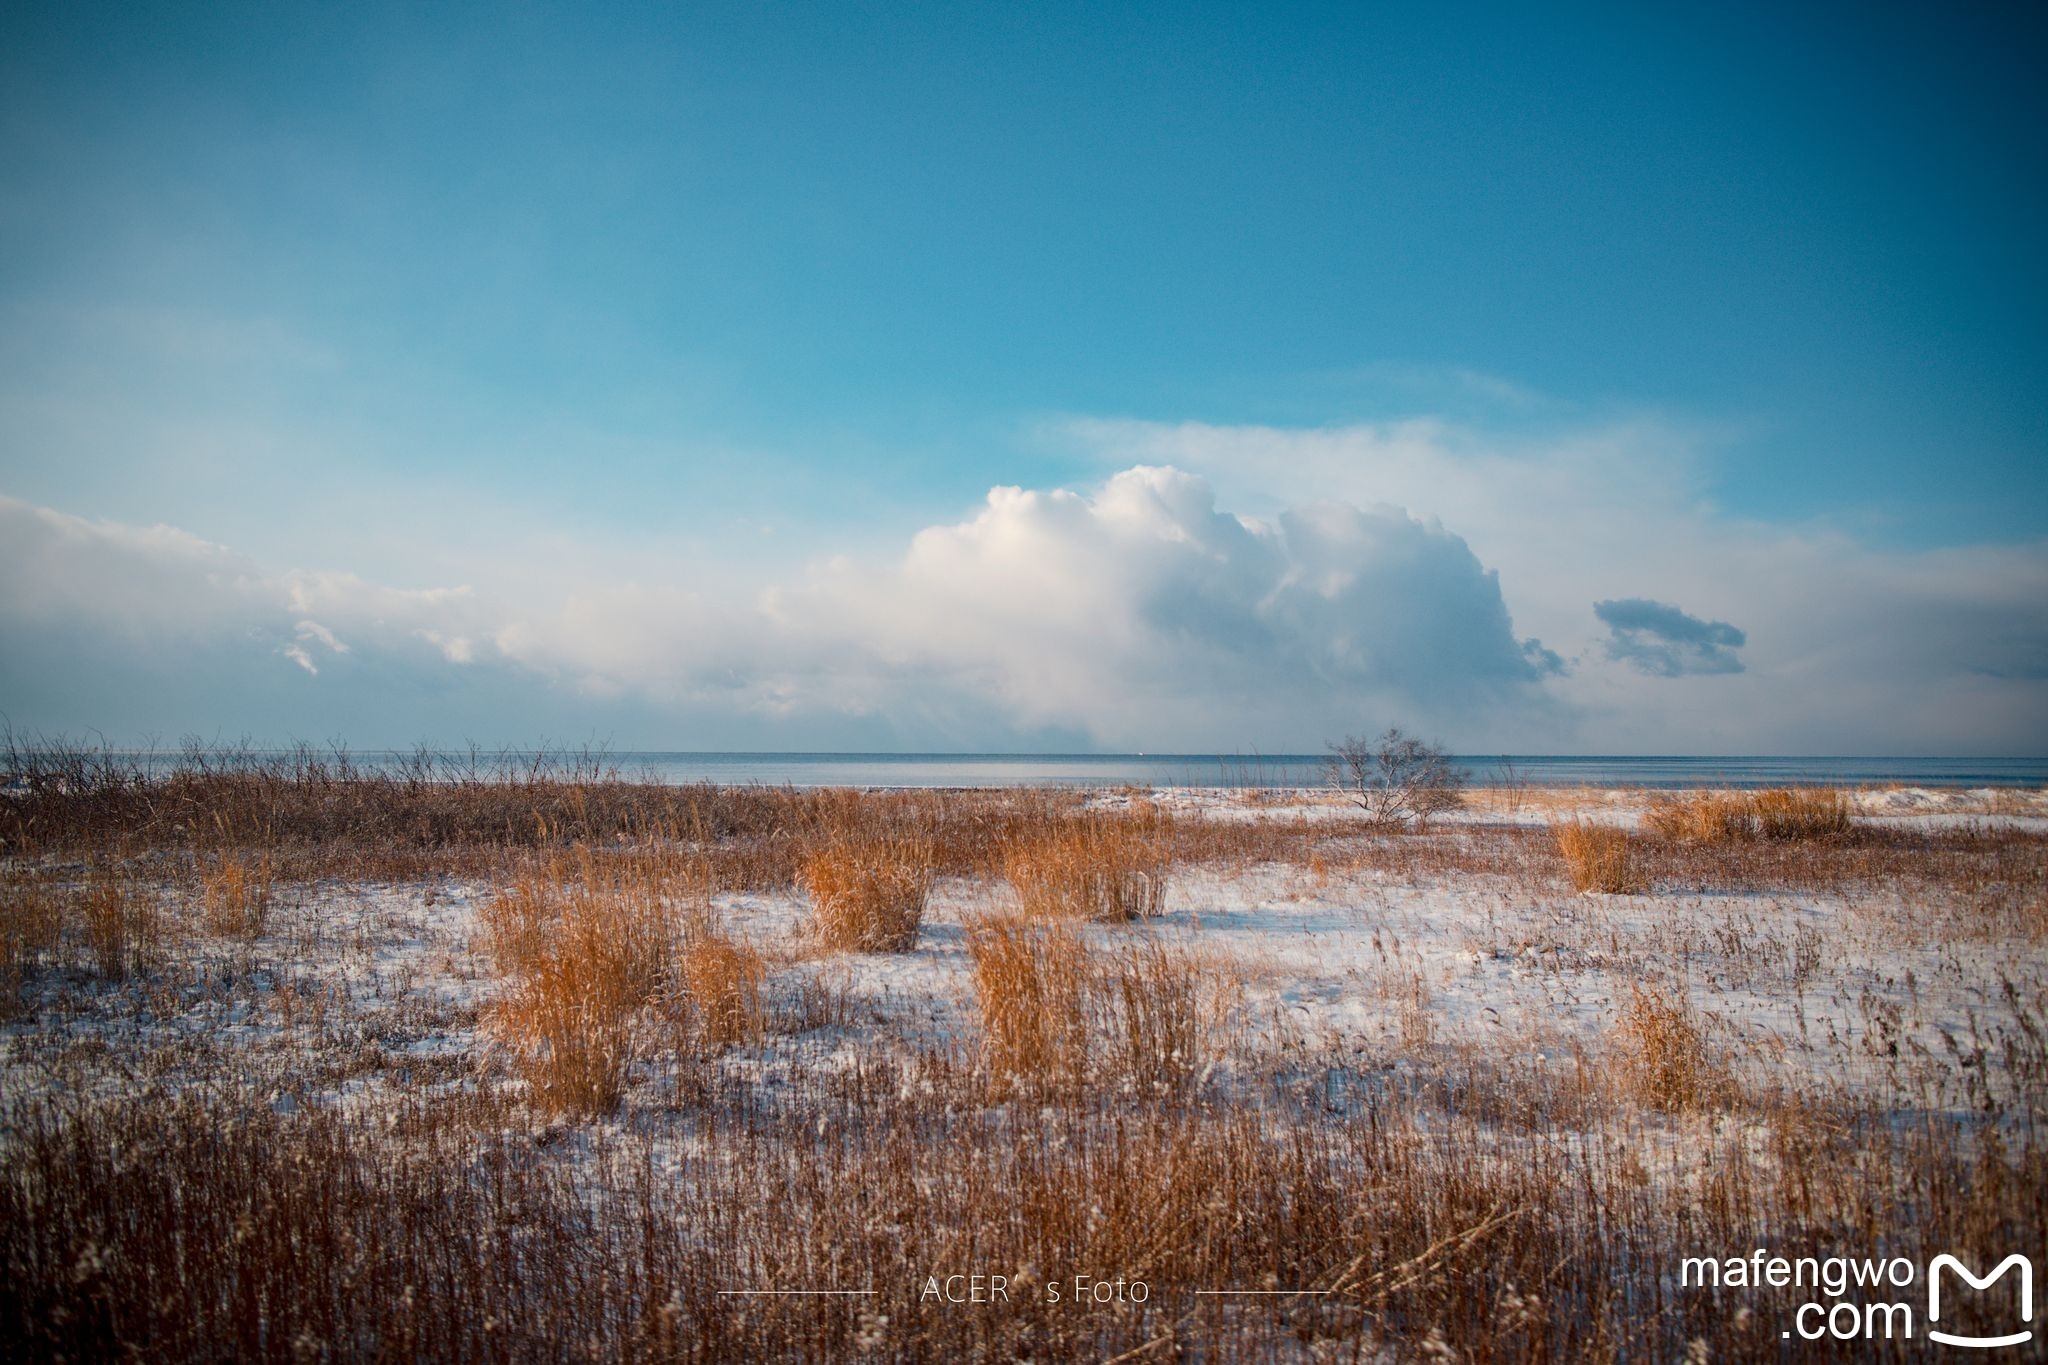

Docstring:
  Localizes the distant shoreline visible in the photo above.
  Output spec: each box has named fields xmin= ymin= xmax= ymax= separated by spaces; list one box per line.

xmin=8 ymin=744 xmax=2048 ymax=790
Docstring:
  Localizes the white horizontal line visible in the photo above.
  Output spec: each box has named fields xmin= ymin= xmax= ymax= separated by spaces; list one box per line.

xmin=1195 ymin=1289 xmax=1331 ymax=1295
xmin=719 ymin=1289 xmax=876 ymax=1296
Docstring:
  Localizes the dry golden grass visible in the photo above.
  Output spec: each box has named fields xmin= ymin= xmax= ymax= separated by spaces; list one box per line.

xmin=1004 ymin=808 xmax=1171 ymax=921
xmin=1614 ymin=981 xmax=1727 ymax=1111
xmin=677 ymin=918 xmax=766 ymax=1049
xmin=800 ymin=830 xmax=935 ymax=952
xmin=1643 ymin=789 xmax=1755 ymax=843
xmin=1644 ymin=787 xmax=1852 ymax=844
xmin=80 ymin=877 xmax=161 ymax=980
xmin=1751 ymin=786 xmax=1852 ymax=839
xmin=479 ymin=850 xmax=697 ymax=1114
xmin=200 ymin=853 xmax=272 ymax=939
xmin=0 ymin=876 xmax=63 ymax=1017
xmin=965 ymin=911 xmax=1093 ymax=1089
xmin=1554 ymin=819 xmax=1641 ymax=894
xmin=1101 ymin=936 xmax=1212 ymax=1094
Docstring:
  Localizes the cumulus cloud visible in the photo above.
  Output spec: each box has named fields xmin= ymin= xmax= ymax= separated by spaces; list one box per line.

xmin=0 ymin=473 xmax=1558 ymax=749
xmin=5 ymin=422 xmax=2046 ymax=754
xmin=778 ymin=466 xmax=1557 ymax=743
xmin=1054 ymin=415 xmax=2048 ymax=753
xmin=1593 ymin=598 xmax=1746 ymax=677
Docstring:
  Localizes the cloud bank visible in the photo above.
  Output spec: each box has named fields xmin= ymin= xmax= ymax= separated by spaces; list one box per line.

xmin=4 ymin=407 xmax=2045 ymax=753
xmin=1054 ymin=413 xmax=2048 ymax=754
xmin=0 ymin=470 xmax=1561 ymax=750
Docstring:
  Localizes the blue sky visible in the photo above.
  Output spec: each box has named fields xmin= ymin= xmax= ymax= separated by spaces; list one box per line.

xmin=2 ymin=1 xmax=2044 ymax=752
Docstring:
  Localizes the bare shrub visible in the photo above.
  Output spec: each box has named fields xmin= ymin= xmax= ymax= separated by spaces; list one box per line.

xmin=801 ymin=831 xmax=934 ymax=951
xmin=1554 ymin=820 xmax=1640 ymax=894
xmin=1326 ymin=727 xmax=1466 ymax=830
xmin=200 ymin=854 xmax=272 ymax=939
xmin=1614 ymin=982 xmax=1726 ymax=1111
xmin=965 ymin=912 xmax=1092 ymax=1089
xmin=1003 ymin=809 xmax=1170 ymax=921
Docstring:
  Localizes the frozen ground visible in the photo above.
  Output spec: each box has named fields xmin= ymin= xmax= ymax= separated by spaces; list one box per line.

xmin=8 ymin=787 xmax=2042 ymax=1130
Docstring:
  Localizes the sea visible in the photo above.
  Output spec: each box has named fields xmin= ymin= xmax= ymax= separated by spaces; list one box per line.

xmin=537 ymin=753 xmax=2043 ymax=790
xmin=60 ymin=749 xmax=2048 ymax=790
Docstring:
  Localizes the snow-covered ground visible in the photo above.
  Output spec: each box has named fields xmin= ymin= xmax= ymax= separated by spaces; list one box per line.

xmin=8 ymin=787 xmax=2042 ymax=1129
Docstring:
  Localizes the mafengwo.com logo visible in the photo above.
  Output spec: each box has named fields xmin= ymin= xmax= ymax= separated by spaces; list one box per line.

xmin=1682 ymin=1248 xmax=2033 ymax=1347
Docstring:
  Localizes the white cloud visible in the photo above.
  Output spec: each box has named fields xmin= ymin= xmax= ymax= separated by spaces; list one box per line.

xmin=1053 ymin=416 xmax=2048 ymax=753
xmin=778 ymin=466 xmax=1555 ymax=745
xmin=3 ymin=418 xmax=2045 ymax=755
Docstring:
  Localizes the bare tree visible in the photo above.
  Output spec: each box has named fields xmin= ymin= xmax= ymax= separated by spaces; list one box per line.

xmin=1326 ymin=728 xmax=1466 ymax=830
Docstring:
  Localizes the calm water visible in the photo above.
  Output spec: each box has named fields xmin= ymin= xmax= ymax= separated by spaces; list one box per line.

xmin=77 ymin=750 xmax=2048 ymax=789
xmin=591 ymin=753 xmax=2047 ymax=789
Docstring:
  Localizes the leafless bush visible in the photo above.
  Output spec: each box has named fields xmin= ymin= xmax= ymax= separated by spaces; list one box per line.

xmin=1326 ymin=728 xmax=1465 ymax=830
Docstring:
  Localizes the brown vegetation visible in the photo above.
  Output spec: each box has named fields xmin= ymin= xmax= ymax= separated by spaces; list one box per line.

xmin=1645 ymin=787 xmax=1852 ymax=843
xmin=1004 ymin=806 xmax=1172 ymax=921
xmin=801 ymin=823 xmax=935 ymax=952
xmin=1614 ymin=980 xmax=1727 ymax=1111
xmin=1554 ymin=819 xmax=1641 ymax=894
xmin=2 ymin=746 xmax=2044 ymax=1359
xmin=200 ymin=853 xmax=272 ymax=939
xmin=965 ymin=911 xmax=1093 ymax=1090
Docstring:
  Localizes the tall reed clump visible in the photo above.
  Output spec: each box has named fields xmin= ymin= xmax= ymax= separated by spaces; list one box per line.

xmin=965 ymin=912 xmax=1093 ymax=1090
xmin=1614 ymin=981 xmax=1726 ymax=1111
xmin=1642 ymin=790 xmax=1755 ymax=843
xmin=801 ymin=828 xmax=936 ymax=952
xmin=200 ymin=853 xmax=272 ymax=939
xmin=1644 ymin=788 xmax=1852 ymax=843
xmin=677 ymin=915 xmax=766 ymax=1049
xmin=1003 ymin=807 xmax=1172 ymax=922
xmin=1554 ymin=819 xmax=1640 ymax=894
xmin=81 ymin=877 xmax=162 ymax=980
xmin=479 ymin=851 xmax=696 ymax=1114
xmin=1101 ymin=937 xmax=1208 ymax=1094
xmin=1 ymin=877 xmax=64 ymax=1018
xmin=1752 ymin=787 xmax=1852 ymax=840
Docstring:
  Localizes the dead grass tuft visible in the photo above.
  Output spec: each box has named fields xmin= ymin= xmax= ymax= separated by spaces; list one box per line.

xmin=1614 ymin=981 xmax=1727 ymax=1111
xmin=1 ymin=877 xmax=64 ymax=1017
xmin=479 ymin=850 xmax=696 ymax=1114
xmin=1554 ymin=819 xmax=1641 ymax=894
xmin=200 ymin=853 xmax=272 ymax=939
xmin=1644 ymin=787 xmax=1852 ymax=843
xmin=965 ymin=912 xmax=1093 ymax=1090
xmin=800 ymin=830 xmax=935 ymax=952
xmin=81 ymin=877 xmax=162 ymax=980
xmin=1101 ymin=937 xmax=1208 ymax=1094
xmin=1751 ymin=787 xmax=1852 ymax=840
xmin=1642 ymin=790 xmax=1755 ymax=843
xmin=677 ymin=919 xmax=766 ymax=1049
xmin=1004 ymin=808 xmax=1171 ymax=921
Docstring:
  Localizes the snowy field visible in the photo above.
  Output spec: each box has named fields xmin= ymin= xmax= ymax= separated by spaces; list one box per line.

xmin=3 ymin=782 xmax=2044 ymax=1359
